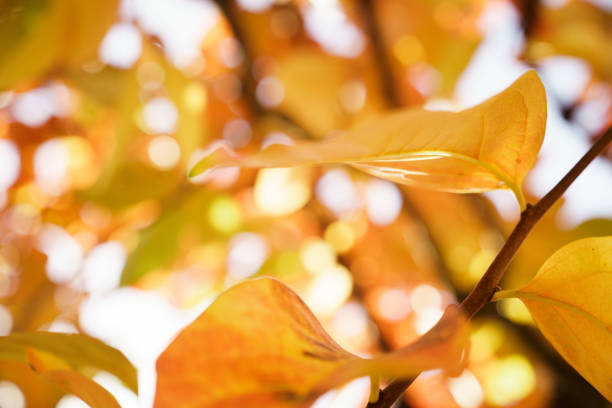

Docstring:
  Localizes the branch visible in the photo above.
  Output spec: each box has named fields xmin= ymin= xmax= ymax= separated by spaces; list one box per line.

xmin=367 ymin=379 xmax=415 ymax=408
xmin=213 ymin=0 xmax=314 ymax=138
xmin=461 ymin=124 xmax=612 ymax=316
xmin=359 ymin=0 xmax=399 ymax=108
xmin=521 ymin=0 xmax=541 ymax=37
xmin=368 ymin=124 xmax=612 ymax=408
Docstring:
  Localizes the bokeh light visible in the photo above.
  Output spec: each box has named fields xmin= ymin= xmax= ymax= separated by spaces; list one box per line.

xmin=1 ymin=0 xmax=610 ymax=406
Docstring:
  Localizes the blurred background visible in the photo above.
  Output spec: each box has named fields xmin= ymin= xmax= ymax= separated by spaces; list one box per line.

xmin=0 ymin=0 xmax=611 ymax=407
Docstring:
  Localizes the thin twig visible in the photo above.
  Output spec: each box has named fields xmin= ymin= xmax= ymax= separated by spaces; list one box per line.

xmin=521 ymin=0 xmax=541 ymax=37
xmin=461 ymin=124 xmax=612 ymax=316
xmin=367 ymin=379 xmax=414 ymax=408
xmin=359 ymin=0 xmax=399 ymax=108
xmin=368 ymin=124 xmax=612 ymax=408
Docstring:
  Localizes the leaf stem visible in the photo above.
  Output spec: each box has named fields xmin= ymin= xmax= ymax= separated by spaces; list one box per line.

xmin=367 ymin=124 xmax=612 ymax=408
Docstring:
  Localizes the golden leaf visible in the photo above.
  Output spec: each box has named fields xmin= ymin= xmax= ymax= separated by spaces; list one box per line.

xmin=275 ymin=49 xmax=385 ymax=138
xmin=0 ymin=0 xmax=120 ymax=89
xmin=524 ymin=2 xmax=612 ymax=84
xmin=26 ymin=347 xmax=121 ymax=408
xmin=155 ymin=278 xmax=468 ymax=408
xmin=190 ymin=71 xmax=546 ymax=209
xmin=0 ymin=332 xmax=138 ymax=393
xmin=493 ymin=237 xmax=612 ymax=401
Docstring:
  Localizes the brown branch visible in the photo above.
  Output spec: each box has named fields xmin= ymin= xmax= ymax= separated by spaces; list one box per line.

xmin=521 ymin=0 xmax=541 ymax=37
xmin=368 ymin=124 xmax=612 ymax=408
xmin=368 ymin=379 xmax=415 ymax=408
xmin=359 ymin=0 xmax=399 ymax=108
xmin=213 ymin=0 xmax=313 ymax=138
xmin=461 ymin=124 xmax=612 ymax=316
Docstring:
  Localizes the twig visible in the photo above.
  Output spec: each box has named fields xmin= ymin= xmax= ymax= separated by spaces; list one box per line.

xmin=367 ymin=379 xmax=415 ymax=408
xmin=461 ymin=124 xmax=612 ymax=316
xmin=368 ymin=125 xmax=612 ymax=408
xmin=359 ymin=0 xmax=399 ymax=108
xmin=521 ymin=0 xmax=541 ymax=37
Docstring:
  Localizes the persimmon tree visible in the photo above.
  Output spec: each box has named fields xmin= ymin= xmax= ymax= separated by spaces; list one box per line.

xmin=0 ymin=1 xmax=611 ymax=408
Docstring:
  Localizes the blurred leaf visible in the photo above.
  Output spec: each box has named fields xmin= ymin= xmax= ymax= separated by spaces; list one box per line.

xmin=0 ymin=360 xmax=64 ymax=407
xmin=276 ymin=48 xmax=385 ymax=137
xmin=164 ymin=61 xmax=208 ymax=165
xmin=155 ymin=278 xmax=468 ymax=407
xmin=66 ymin=66 xmax=130 ymax=106
xmin=39 ymin=369 xmax=121 ymax=408
xmin=374 ymin=0 xmax=482 ymax=99
xmin=121 ymin=190 xmax=216 ymax=285
xmin=0 ymin=332 xmax=138 ymax=392
xmin=84 ymin=161 xmax=182 ymax=210
xmin=76 ymin=70 xmax=184 ymax=210
xmin=0 ymin=354 xmax=121 ymax=408
xmin=0 ymin=0 xmax=119 ymax=89
xmin=1 ymin=247 xmax=59 ymax=331
xmin=494 ymin=237 xmax=612 ymax=401
xmin=191 ymin=71 xmax=546 ymax=208
xmin=27 ymin=347 xmax=121 ymax=408
xmin=406 ymin=190 xmax=501 ymax=292
xmin=524 ymin=2 xmax=612 ymax=83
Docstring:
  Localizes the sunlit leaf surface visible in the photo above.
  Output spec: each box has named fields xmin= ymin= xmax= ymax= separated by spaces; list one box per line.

xmin=190 ymin=71 xmax=546 ymax=208
xmin=155 ymin=278 xmax=467 ymax=408
xmin=494 ymin=237 xmax=612 ymax=401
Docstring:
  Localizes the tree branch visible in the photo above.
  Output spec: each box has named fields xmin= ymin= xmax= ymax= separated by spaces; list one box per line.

xmin=359 ymin=0 xmax=399 ymax=108
xmin=368 ymin=124 xmax=612 ymax=407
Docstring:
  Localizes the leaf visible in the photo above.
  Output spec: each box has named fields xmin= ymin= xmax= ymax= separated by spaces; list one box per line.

xmin=0 ymin=353 xmax=121 ymax=408
xmin=274 ymin=48 xmax=386 ymax=138
xmin=0 ymin=360 xmax=64 ymax=407
xmin=0 ymin=0 xmax=120 ymax=89
xmin=42 ymin=369 xmax=121 ymax=408
xmin=0 ymin=332 xmax=138 ymax=393
xmin=1 ymin=246 xmax=60 ymax=331
xmin=26 ymin=347 xmax=121 ymax=408
xmin=120 ymin=190 xmax=218 ymax=285
xmin=190 ymin=71 xmax=546 ymax=209
xmin=523 ymin=2 xmax=612 ymax=84
xmin=493 ymin=237 xmax=612 ymax=401
xmin=155 ymin=278 xmax=468 ymax=408
xmin=374 ymin=0 xmax=483 ymax=98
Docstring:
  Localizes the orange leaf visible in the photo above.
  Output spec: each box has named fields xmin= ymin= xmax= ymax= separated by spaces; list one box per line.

xmin=155 ymin=278 xmax=468 ymax=408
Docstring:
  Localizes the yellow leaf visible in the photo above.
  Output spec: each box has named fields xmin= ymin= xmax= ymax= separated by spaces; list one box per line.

xmin=190 ymin=71 xmax=546 ymax=209
xmin=374 ymin=0 xmax=483 ymax=97
xmin=493 ymin=237 xmax=612 ymax=401
xmin=26 ymin=347 xmax=71 ymax=373
xmin=155 ymin=278 xmax=468 ymax=408
xmin=0 ymin=332 xmax=138 ymax=393
xmin=0 ymin=0 xmax=120 ymax=89
xmin=0 ymin=358 xmax=121 ymax=408
xmin=43 ymin=369 xmax=122 ymax=408
xmin=275 ymin=49 xmax=385 ymax=138
xmin=524 ymin=2 xmax=612 ymax=84
xmin=26 ymin=347 xmax=121 ymax=408
xmin=0 ymin=360 xmax=64 ymax=407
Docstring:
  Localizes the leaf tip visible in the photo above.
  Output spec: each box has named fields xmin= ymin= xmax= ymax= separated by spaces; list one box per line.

xmin=188 ymin=141 xmax=238 ymax=178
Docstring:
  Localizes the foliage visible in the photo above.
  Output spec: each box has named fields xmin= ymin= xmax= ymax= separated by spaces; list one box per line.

xmin=494 ymin=237 xmax=612 ymax=401
xmin=155 ymin=278 xmax=467 ymax=407
xmin=0 ymin=1 xmax=611 ymax=408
